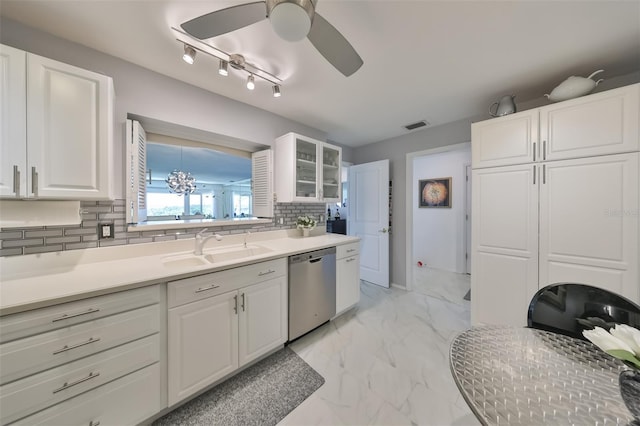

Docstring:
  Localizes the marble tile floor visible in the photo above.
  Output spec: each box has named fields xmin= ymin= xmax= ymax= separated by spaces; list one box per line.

xmin=279 ymin=271 xmax=478 ymax=426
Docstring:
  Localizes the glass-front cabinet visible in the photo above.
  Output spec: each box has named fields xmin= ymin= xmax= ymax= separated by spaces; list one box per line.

xmin=274 ymin=133 xmax=342 ymax=203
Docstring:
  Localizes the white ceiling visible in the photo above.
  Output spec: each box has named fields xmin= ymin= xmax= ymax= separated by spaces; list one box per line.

xmin=1 ymin=1 xmax=639 ymax=147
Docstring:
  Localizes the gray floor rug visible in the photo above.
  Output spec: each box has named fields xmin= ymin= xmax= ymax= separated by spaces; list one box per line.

xmin=154 ymin=347 xmax=324 ymax=426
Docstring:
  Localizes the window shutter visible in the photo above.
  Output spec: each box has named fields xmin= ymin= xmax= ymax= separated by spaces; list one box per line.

xmin=251 ymin=149 xmax=273 ymax=218
xmin=126 ymin=119 xmax=147 ymax=223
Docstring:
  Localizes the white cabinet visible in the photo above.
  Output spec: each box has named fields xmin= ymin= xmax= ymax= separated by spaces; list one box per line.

xmin=167 ymin=259 xmax=287 ymax=406
xmin=539 ymin=153 xmax=639 ymax=299
xmin=336 ymin=242 xmax=360 ymax=315
xmin=471 ymin=164 xmax=539 ymax=327
xmin=471 ymin=84 xmax=640 ymax=327
xmin=274 ymin=132 xmax=342 ymax=203
xmin=0 ymin=285 xmax=162 ymax=425
xmin=472 ymin=84 xmax=639 ymax=169
xmin=0 ymin=44 xmax=114 ymax=200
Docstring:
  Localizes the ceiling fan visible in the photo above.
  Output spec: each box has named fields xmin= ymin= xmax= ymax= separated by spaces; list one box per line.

xmin=181 ymin=0 xmax=363 ymax=77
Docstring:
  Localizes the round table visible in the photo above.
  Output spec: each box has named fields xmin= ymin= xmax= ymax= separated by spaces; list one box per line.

xmin=450 ymin=326 xmax=635 ymax=425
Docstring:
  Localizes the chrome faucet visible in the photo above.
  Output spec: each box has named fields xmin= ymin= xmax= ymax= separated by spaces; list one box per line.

xmin=243 ymin=231 xmax=251 ymax=248
xmin=194 ymin=229 xmax=223 ymax=255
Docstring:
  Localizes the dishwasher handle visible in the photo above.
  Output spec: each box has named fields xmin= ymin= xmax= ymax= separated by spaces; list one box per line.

xmin=309 ymin=258 xmax=322 ymax=263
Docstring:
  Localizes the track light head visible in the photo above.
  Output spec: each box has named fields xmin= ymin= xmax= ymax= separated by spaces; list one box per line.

xmin=246 ymin=74 xmax=255 ymax=90
xmin=182 ymin=44 xmax=196 ymax=64
xmin=272 ymin=85 xmax=281 ymax=97
xmin=218 ymin=60 xmax=229 ymax=76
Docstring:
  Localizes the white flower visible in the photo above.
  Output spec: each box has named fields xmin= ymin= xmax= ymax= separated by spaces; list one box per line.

xmin=610 ymin=324 xmax=640 ymax=356
xmin=583 ymin=327 xmax=635 ymax=353
xmin=583 ymin=325 xmax=640 ymax=369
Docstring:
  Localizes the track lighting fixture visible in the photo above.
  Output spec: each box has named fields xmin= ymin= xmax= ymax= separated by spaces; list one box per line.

xmin=173 ymin=27 xmax=283 ymax=97
xmin=218 ymin=59 xmax=229 ymax=76
xmin=182 ymin=44 xmax=196 ymax=64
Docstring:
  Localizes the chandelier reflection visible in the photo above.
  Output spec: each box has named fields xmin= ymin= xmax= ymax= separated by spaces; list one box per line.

xmin=166 ymin=170 xmax=196 ymax=195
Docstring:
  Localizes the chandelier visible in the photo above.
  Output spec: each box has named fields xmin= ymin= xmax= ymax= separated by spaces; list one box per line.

xmin=166 ymin=170 xmax=196 ymax=195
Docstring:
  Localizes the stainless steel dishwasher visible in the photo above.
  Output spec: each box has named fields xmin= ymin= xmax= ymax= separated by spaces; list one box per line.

xmin=288 ymin=247 xmax=336 ymax=341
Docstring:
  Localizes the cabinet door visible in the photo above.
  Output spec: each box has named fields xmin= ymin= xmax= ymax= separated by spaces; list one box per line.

xmin=539 ymin=153 xmax=639 ymax=303
xmin=0 ymin=44 xmax=27 ymax=198
xmin=238 ymin=276 xmax=287 ymax=367
xmin=27 ymin=53 xmax=113 ymax=199
xmin=321 ymin=144 xmax=341 ymax=202
xmin=540 ymin=84 xmax=639 ymax=161
xmin=168 ymin=291 xmax=238 ymax=405
xmin=471 ymin=164 xmax=539 ymax=327
xmin=336 ymin=255 xmax=360 ymax=314
xmin=471 ymin=110 xmax=538 ymax=169
xmin=294 ymin=137 xmax=319 ymax=201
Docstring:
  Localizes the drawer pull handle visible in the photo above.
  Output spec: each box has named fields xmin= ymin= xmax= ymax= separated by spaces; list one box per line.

xmin=195 ymin=284 xmax=220 ymax=293
xmin=346 ymin=249 xmax=356 ymax=253
xmin=346 ymin=258 xmax=356 ymax=262
xmin=53 ymin=371 xmax=100 ymax=394
xmin=52 ymin=308 xmax=100 ymax=323
xmin=258 ymin=269 xmax=275 ymax=276
xmin=53 ymin=337 xmax=101 ymax=355
xmin=89 ymin=421 xmax=101 ymax=426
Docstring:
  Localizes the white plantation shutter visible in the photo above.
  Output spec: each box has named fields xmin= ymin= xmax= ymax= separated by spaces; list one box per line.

xmin=251 ymin=149 xmax=273 ymax=218
xmin=126 ymin=119 xmax=147 ymax=223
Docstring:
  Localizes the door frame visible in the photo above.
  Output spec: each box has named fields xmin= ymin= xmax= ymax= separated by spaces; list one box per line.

xmin=405 ymin=142 xmax=470 ymax=291
xmin=464 ymin=163 xmax=472 ymax=274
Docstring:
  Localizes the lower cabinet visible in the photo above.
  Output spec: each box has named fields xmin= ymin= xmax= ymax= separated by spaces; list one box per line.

xmin=167 ymin=259 xmax=287 ymax=406
xmin=336 ymin=242 xmax=361 ymax=315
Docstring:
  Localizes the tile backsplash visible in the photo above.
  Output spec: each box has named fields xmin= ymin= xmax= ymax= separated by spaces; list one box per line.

xmin=0 ymin=200 xmax=326 ymax=257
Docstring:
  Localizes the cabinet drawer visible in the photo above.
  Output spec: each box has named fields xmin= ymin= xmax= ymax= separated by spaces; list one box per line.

xmin=13 ymin=363 xmax=161 ymax=426
xmin=0 ymin=334 xmax=159 ymax=424
xmin=337 ymin=242 xmax=360 ymax=259
xmin=0 ymin=285 xmax=160 ymax=344
xmin=168 ymin=258 xmax=286 ymax=308
xmin=0 ymin=304 xmax=159 ymax=385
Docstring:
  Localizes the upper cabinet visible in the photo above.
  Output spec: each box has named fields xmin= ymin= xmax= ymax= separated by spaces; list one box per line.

xmin=0 ymin=44 xmax=114 ymax=200
xmin=472 ymin=83 xmax=639 ymax=169
xmin=274 ymin=132 xmax=341 ymax=203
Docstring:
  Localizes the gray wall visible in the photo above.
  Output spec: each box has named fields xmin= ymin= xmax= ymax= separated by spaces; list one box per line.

xmin=353 ymin=118 xmax=472 ymax=287
xmin=0 ymin=18 xmax=354 ymax=199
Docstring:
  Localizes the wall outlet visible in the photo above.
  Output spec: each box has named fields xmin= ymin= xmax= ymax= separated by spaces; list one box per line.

xmin=99 ymin=222 xmax=114 ymax=239
xmin=278 ymin=217 xmax=284 ymax=225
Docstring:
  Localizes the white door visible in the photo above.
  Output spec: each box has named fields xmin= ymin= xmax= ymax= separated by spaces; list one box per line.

xmin=348 ymin=159 xmax=389 ymax=288
xmin=27 ymin=53 xmax=112 ymax=199
xmin=238 ymin=277 xmax=287 ymax=367
xmin=471 ymin=164 xmax=539 ymax=326
xmin=539 ymin=153 xmax=639 ymax=302
xmin=0 ymin=44 xmax=26 ymax=198
xmin=167 ymin=291 xmax=238 ymax=405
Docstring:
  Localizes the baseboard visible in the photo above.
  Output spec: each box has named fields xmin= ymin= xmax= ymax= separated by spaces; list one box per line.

xmin=391 ymin=282 xmax=406 ymax=291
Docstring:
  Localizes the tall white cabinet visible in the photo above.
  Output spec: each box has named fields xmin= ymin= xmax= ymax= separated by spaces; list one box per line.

xmin=471 ymin=84 xmax=640 ymax=327
xmin=0 ymin=44 xmax=114 ymax=200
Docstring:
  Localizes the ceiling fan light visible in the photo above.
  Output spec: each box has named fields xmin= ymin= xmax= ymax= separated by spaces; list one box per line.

xmin=182 ymin=44 xmax=196 ymax=64
xmin=272 ymin=85 xmax=281 ymax=97
xmin=246 ymin=74 xmax=255 ymax=90
xmin=218 ymin=59 xmax=229 ymax=76
xmin=269 ymin=1 xmax=312 ymax=42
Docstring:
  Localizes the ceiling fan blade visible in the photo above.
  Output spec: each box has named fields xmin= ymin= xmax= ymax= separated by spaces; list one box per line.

xmin=181 ymin=1 xmax=267 ymax=40
xmin=307 ymin=12 xmax=363 ymax=77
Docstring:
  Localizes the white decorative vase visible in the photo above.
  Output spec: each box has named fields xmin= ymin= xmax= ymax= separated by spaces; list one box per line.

xmin=302 ymin=228 xmax=310 ymax=237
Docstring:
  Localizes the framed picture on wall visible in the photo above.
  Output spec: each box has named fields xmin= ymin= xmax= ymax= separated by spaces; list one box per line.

xmin=419 ymin=177 xmax=452 ymax=208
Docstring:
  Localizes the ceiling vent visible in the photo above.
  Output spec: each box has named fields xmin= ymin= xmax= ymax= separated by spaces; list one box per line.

xmin=404 ymin=120 xmax=429 ymax=131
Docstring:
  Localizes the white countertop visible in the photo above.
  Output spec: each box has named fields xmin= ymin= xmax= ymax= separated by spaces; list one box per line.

xmin=0 ymin=230 xmax=359 ymax=316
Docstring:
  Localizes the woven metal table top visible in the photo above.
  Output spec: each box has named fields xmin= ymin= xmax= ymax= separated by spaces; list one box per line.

xmin=450 ymin=326 xmax=635 ymax=425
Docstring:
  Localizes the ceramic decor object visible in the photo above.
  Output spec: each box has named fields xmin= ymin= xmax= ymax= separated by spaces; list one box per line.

xmin=489 ymin=95 xmax=517 ymax=117
xmin=545 ymin=70 xmax=604 ymax=102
